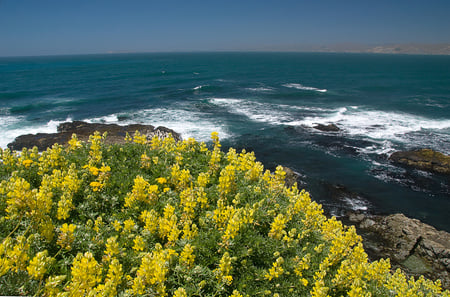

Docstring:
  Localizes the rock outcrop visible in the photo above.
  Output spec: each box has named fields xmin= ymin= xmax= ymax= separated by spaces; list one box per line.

xmin=389 ymin=149 xmax=450 ymax=175
xmin=313 ymin=123 xmax=340 ymax=132
xmin=347 ymin=212 xmax=450 ymax=289
xmin=7 ymin=121 xmax=182 ymax=151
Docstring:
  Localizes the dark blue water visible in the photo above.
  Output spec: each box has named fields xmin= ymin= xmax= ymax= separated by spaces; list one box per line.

xmin=1 ymin=52 xmax=449 ymax=230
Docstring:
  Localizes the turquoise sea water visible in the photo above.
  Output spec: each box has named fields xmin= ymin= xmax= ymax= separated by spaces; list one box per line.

xmin=1 ymin=52 xmax=449 ymax=230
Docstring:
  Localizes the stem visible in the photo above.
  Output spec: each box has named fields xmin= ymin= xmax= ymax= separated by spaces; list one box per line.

xmin=4 ymin=213 xmax=24 ymax=239
xmin=34 ymin=279 xmax=43 ymax=297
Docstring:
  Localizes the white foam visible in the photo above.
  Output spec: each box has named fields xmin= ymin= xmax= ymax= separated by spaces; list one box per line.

xmin=210 ymin=98 xmax=293 ymax=125
xmin=210 ymin=97 xmax=450 ymax=154
xmin=292 ymin=107 xmax=450 ymax=141
xmin=85 ymin=108 xmax=231 ymax=142
xmin=86 ymin=114 xmax=120 ymax=123
xmin=0 ymin=117 xmax=72 ymax=149
xmin=193 ymin=85 xmax=205 ymax=90
xmin=358 ymin=140 xmax=396 ymax=155
xmin=246 ymin=87 xmax=275 ymax=92
xmin=283 ymin=83 xmax=327 ymax=93
xmin=342 ymin=197 xmax=370 ymax=211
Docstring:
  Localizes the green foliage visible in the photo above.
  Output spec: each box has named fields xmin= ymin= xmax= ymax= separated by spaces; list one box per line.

xmin=0 ymin=132 xmax=447 ymax=296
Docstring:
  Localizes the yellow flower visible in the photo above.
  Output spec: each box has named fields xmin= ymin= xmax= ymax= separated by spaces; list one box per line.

xmin=141 ymin=153 xmax=152 ymax=168
xmin=179 ymin=244 xmax=195 ymax=268
xmin=156 ymin=177 xmax=167 ymax=184
xmin=124 ymin=175 xmax=158 ymax=207
xmin=105 ymin=236 xmax=120 ymax=258
xmin=106 ymin=258 xmax=123 ymax=288
xmin=229 ymin=290 xmax=244 ymax=297
xmin=133 ymin=235 xmax=145 ymax=252
xmin=211 ymin=131 xmax=221 ymax=148
xmin=44 ymin=275 xmax=66 ymax=296
xmin=112 ymin=220 xmax=122 ymax=232
xmin=94 ymin=216 xmax=103 ymax=232
xmin=57 ymin=193 xmax=73 ymax=220
xmin=133 ymin=130 xmax=147 ymax=144
xmin=218 ymin=164 xmax=236 ymax=197
xmin=27 ymin=250 xmax=53 ymax=280
xmin=67 ymin=252 xmax=101 ymax=294
xmin=196 ymin=172 xmax=210 ymax=188
xmin=123 ymin=219 xmax=136 ymax=233
xmin=158 ymin=204 xmax=180 ymax=243
xmin=174 ymin=287 xmax=187 ymax=297
xmin=68 ymin=133 xmax=82 ymax=150
xmin=57 ymin=223 xmax=76 ymax=250
xmin=132 ymin=244 xmax=177 ymax=296
xmin=268 ymin=214 xmax=288 ymax=240
xmin=215 ymin=252 xmax=233 ymax=285
xmin=89 ymin=165 xmax=100 ymax=176
xmin=182 ymin=221 xmax=198 ymax=240
xmin=140 ymin=209 xmax=159 ymax=233
xmin=22 ymin=159 xmax=33 ymax=168
xmin=90 ymin=181 xmax=102 ymax=192
xmin=88 ymin=131 xmax=104 ymax=165
xmin=264 ymin=257 xmax=284 ymax=281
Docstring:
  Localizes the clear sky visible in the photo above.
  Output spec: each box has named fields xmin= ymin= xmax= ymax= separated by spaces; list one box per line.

xmin=1 ymin=0 xmax=450 ymax=57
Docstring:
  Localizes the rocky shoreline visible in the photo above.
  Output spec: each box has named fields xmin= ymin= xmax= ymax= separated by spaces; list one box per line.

xmin=343 ymin=211 xmax=450 ymax=289
xmin=7 ymin=121 xmax=181 ymax=151
xmin=6 ymin=121 xmax=450 ymax=289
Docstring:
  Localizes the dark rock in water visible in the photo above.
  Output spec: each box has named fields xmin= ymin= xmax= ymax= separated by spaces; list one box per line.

xmin=344 ymin=212 xmax=450 ymax=289
xmin=8 ymin=121 xmax=182 ymax=151
xmin=313 ymin=123 xmax=340 ymax=132
xmin=389 ymin=149 xmax=450 ymax=175
xmin=321 ymin=183 xmax=372 ymax=217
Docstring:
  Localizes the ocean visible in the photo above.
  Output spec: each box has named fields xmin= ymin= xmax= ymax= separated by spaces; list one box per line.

xmin=1 ymin=52 xmax=449 ymax=231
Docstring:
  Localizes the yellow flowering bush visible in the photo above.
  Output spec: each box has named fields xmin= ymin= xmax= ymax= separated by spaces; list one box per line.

xmin=0 ymin=132 xmax=448 ymax=296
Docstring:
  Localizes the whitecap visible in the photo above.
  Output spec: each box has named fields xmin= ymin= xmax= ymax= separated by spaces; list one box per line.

xmin=246 ymin=87 xmax=274 ymax=92
xmin=291 ymin=106 xmax=450 ymax=143
xmin=283 ymin=83 xmax=327 ymax=93
xmin=209 ymin=97 xmax=293 ymax=125
xmin=193 ymin=85 xmax=204 ymax=91
xmin=86 ymin=114 xmax=120 ymax=124
xmin=0 ymin=116 xmax=72 ymax=149
xmin=357 ymin=140 xmax=396 ymax=155
xmin=85 ymin=108 xmax=231 ymax=142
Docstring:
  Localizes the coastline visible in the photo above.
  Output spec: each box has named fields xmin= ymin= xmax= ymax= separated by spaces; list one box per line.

xmin=5 ymin=121 xmax=450 ymax=289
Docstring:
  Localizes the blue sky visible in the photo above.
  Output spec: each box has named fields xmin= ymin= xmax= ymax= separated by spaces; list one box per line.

xmin=1 ymin=0 xmax=450 ymax=56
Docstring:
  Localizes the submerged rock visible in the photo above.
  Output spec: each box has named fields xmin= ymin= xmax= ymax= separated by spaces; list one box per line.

xmin=345 ymin=212 xmax=450 ymax=289
xmin=7 ymin=121 xmax=182 ymax=151
xmin=313 ymin=123 xmax=340 ymax=132
xmin=389 ymin=149 xmax=450 ymax=175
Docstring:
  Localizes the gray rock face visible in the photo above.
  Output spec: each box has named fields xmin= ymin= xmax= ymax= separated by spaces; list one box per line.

xmin=389 ymin=149 xmax=450 ymax=175
xmin=347 ymin=212 xmax=450 ymax=289
xmin=7 ymin=121 xmax=182 ymax=151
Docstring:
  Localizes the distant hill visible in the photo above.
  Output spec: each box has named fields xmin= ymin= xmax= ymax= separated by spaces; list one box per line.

xmin=310 ymin=43 xmax=450 ymax=55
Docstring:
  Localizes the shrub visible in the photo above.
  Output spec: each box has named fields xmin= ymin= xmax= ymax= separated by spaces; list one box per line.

xmin=0 ymin=132 xmax=448 ymax=296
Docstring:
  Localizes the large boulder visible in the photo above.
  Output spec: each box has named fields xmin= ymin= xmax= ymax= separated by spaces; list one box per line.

xmin=389 ymin=149 xmax=450 ymax=175
xmin=7 ymin=121 xmax=182 ymax=151
xmin=347 ymin=212 xmax=450 ymax=289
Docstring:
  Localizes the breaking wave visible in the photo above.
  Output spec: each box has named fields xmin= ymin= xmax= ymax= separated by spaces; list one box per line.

xmin=283 ymin=83 xmax=327 ymax=93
